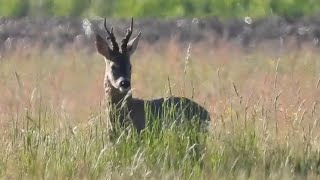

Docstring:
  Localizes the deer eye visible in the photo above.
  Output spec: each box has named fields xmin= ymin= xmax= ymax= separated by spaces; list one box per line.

xmin=129 ymin=66 xmax=132 ymax=71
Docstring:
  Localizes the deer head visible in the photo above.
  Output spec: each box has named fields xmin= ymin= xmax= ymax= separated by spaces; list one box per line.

xmin=96 ymin=17 xmax=141 ymax=94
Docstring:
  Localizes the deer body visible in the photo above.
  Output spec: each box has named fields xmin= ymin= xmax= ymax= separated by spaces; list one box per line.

xmin=97 ymin=18 xmax=210 ymax=135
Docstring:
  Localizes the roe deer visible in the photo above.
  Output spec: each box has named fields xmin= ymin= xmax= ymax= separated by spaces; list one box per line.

xmin=95 ymin=18 xmax=210 ymax=136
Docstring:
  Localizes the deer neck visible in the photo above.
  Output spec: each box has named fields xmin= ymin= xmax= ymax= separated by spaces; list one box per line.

xmin=104 ymin=77 xmax=133 ymax=132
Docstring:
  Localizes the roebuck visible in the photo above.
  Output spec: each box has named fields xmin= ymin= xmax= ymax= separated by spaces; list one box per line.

xmin=95 ymin=18 xmax=210 ymax=137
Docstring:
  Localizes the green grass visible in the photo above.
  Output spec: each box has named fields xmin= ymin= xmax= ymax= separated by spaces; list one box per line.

xmin=4 ymin=107 xmax=320 ymax=179
xmin=1 ymin=0 xmax=320 ymax=18
xmin=1 ymin=41 xmax=320 ymax=179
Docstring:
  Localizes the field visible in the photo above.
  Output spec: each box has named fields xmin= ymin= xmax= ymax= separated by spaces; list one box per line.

xmin=1 ymin=20 xmax=320 ymax=179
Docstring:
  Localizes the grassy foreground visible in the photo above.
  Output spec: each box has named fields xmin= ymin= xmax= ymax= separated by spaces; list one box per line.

xmin=1 ymin=40 xmax=320 ymax=179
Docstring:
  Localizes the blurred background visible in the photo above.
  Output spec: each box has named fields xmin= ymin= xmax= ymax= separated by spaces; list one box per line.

xmin=1 ymin=0 xmax=320 ymax=52
xmin=0 ymin=0 xmax=319 ymax=18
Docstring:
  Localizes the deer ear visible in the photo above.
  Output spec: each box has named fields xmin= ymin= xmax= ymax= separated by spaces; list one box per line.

xmin=127 ymin=32 xmax=141 ymax=56
xmin=96 ymin=34 xmax=112 ymax=59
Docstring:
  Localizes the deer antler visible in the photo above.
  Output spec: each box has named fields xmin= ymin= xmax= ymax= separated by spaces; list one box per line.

xmin=121 ymin=17 xmax=133 ymax=53
xmin=104 ymin=18 xmax=119 ymax=52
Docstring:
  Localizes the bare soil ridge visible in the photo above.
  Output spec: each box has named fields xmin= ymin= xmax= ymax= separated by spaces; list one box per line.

xmin=0 ymin=16 xmax=320 ymax=52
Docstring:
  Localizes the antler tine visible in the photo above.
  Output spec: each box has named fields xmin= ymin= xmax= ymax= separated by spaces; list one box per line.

xmin=103 ymin=18 xmax=119 ymax=51
xmin=103 ymin=18 xmax=111 ymax=35
xmin=121 ymin=17 xmax=134 ymax=53
xmin=130 ymin=16 xmax=133 ymax=31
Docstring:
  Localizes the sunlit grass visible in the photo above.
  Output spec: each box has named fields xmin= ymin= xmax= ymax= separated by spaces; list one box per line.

xmin=1 ymin=40 xmax=320 ymax=179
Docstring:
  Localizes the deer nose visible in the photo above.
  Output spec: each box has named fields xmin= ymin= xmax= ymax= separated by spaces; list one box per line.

xmin=120 ymin=80 xmax=131 ymax=89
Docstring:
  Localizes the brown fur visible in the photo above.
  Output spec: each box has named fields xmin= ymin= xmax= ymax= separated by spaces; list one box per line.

xmin=96 ymin=18 xmax=210 ymax=136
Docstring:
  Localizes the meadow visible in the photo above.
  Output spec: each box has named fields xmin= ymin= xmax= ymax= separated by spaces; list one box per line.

xmin=1 ymin=38 xmax=320 ymax=179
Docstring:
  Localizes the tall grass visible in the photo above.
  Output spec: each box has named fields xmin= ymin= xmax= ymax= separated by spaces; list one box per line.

xmin=1 ymin=40 xmax=320 ymax=179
